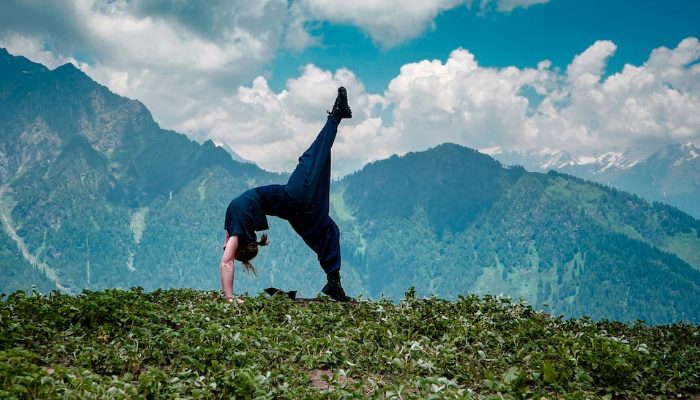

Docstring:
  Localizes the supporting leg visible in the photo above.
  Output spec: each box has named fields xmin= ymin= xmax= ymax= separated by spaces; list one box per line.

xmin=291 ymin=215 xmax=341 ymax=272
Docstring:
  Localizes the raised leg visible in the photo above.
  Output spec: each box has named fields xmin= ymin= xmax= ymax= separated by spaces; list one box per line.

xmin=285 ymin=116 xmax=339 ymax=205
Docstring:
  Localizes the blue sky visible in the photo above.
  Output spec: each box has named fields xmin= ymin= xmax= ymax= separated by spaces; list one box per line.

xmin=268 ymin=0 xmax=700 ymax=93
xmin=0 ymin=0 xmax=699 ymax=174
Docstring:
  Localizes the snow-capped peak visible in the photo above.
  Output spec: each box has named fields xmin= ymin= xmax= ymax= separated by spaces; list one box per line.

xmin=489 ymin=146 xmax=653 ymax=173
xmin=680 ymin=142 xmax=697 ymax=151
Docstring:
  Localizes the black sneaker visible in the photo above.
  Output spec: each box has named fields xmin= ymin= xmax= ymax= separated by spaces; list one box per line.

xmin=327 ymin=87 xmax=352 ymax=120
xmin=322 ymin=282 xmax=351 ymax=302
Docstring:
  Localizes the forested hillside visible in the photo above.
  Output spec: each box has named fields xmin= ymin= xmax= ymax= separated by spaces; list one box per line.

xmin=0 ymin=227 xmax=55 ymax=296
xmin=334 ymin=144 xmax=700 ymax=324
xmin=2 ymin=48 xmax=700 ymax=324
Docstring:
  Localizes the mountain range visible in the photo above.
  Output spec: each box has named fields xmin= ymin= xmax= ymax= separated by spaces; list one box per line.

xmin=1 ymin=47 xmax=700 ymax=324
xmin=489 ymin=143 xmax=700 ymax=219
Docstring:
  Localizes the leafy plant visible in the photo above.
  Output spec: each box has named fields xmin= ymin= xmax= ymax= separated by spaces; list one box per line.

xmin=1 ymin=288 xmax=698 ymax=399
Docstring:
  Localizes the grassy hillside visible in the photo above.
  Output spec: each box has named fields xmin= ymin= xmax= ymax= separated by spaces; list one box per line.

xmin=1 ymin=288 xmax=698 ymax=399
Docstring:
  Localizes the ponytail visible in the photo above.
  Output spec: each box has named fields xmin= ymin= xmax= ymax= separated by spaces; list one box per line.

xmin=258 ymin=233 xmax=271 ymax=247
xmin=237 ymin=234 xmax=270 ymax=277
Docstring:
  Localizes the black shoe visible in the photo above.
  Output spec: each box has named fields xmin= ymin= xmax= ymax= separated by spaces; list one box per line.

xmin=322 ymin=282 xmax=351 ymax=302
xmin=327 ymin=87 xmax=352 ymax=120
xmin=322 ymin=269 xmax=351 ymax=302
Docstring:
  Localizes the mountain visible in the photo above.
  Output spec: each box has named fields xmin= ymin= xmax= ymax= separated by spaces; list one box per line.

xmin=490 ymin=144 xmax=700 ymax=218
xmin=216 ymin=141 xmax=257 ymax=165
xmin=333 ymin=144 xmax=700 ymax=323
xmin=0 ymin=47 xmax=290 ymax=293
xmin=2 ymin=48 xmax=700 ymax=324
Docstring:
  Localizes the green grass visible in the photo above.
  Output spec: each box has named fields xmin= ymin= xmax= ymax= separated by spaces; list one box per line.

xmin=329 ymin=189 xmax=354 ymax=222
xmin=661 ymin=229 xmax=700 ymax=272
xmin=330 ymin=188 xmax=367 ymax=258
xmin=1 ymin=288 xmax=698 ymax=399
xmin=197 ymin=178 xmax=208 ymax=202
xmin=470 ymin=247 xmax=555 ymax=306
xmin=544 ymin=178 xmax=605 ymax=204
xmin=547 ymin=179 xmax=647 ymax=241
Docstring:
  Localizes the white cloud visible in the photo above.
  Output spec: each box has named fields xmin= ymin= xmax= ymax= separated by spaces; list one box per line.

xmin=222 ymin=37 xmax=699 ymax=175
xmin=566 ymin=40 xmax=617 ymax=85
xmin=486 ymin=0 xmax=552 ymax=12
xmin=284 ymin=2 xmax=319 ymax=51
xmin=383 ymin=48 xmax=549 ymax=151
xmin=2 ymin=1 xmax=697 ymax=177
xmin=299 ymin=0 xmax=464 ymax=48
xmin=381 ymin=38 xmax=700 ymax=157
xmin=298 ymin=0 xmax=552 ymax=48
xmin=0 ymin=0 xmax=301 ymax=133
xmin=544 ymin=38 xmax=700 ymax=150
xmin=181 ymin=66 xmax=398 ymax=175
xmin=0 ymin=34 xmax=78 ymax=69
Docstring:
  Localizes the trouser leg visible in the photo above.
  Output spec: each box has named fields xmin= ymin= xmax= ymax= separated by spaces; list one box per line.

xmin=285 ymin=116 xmax=339 ymax=205
xmin=318 ymin=216 xmax=341 ymax=273
xmin=292 ymin=214 xmax=341 ymax=273
xmin=284 ymin=116 xmax=344 ymax=294
xmin=320 ymin=219 xmax=350 ymax=302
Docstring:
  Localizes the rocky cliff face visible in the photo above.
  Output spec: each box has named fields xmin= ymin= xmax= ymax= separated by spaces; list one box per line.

xmin=0 ymin=51 xmax=162 ymax=200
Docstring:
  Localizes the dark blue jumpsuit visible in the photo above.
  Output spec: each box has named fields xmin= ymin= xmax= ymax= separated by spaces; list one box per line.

xmin=225 ymin=116 xmax=342 ymax=273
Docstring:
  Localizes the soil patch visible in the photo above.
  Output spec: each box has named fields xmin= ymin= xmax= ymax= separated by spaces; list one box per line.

xmin=308 ymin=369 xmax=353 ymax=390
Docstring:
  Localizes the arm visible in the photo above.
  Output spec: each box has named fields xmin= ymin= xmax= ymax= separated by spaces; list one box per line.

xmin=220 ymin=235 xmax=244 ymax=303
xmin=223 ymin=230 xmax=230 ymax=250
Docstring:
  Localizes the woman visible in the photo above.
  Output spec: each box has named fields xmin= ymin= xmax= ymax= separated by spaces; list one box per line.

xmin=220 ymin=87 xmax=353 ymax=303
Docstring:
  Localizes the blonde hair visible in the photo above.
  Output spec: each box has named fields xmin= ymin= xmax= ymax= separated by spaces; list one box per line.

xmin=235 ymin=233 xmax=270 ymax=276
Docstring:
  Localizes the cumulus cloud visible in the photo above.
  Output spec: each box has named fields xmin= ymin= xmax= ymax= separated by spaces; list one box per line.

xmin=174 ymin=37 xmax=700 ymax=176
xmin=298 ymin=0 xmax=552 ymax=47
xmin=384 ymin=37 xmax=700 ymax=156
xmin=181 ymin=66 xmax=397 ymax=174
xmin=539 ymin=38 xmax=700 ymax=150
xmin=298 ymin=0 xmax=464 ymax=48
xmin=566 ymin=40 xmax=618 ymax=85
xmin=0 ymin=0 xmax=303 ymax=132
xmin=384 ymin=48 xmax=549 ymax=151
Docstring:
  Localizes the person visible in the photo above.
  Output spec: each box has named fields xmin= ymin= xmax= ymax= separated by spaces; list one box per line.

xmin=220 ymin=87 xmax=353 ymax=303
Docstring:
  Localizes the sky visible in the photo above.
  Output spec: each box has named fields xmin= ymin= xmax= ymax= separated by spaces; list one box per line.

xmin=1 ymin=0 xmax=699 ymax=175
